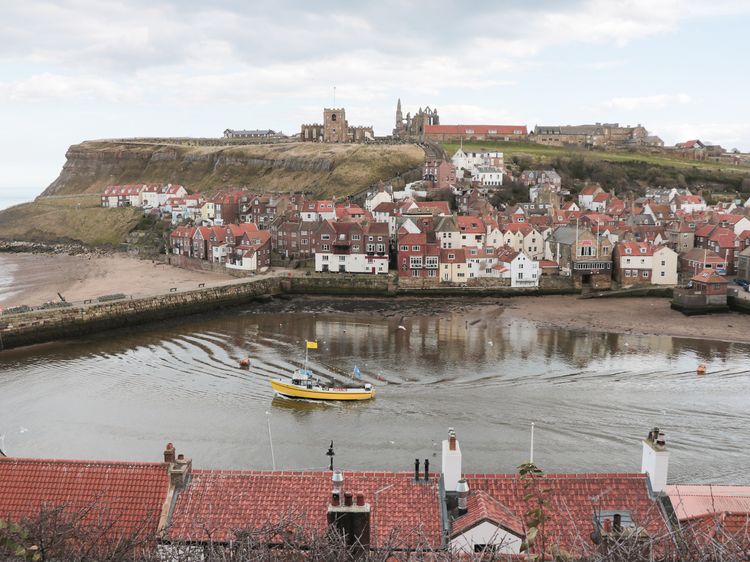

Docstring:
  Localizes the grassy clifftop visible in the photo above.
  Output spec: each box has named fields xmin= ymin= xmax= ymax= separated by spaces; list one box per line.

xmin=43 ymin=140 xmax=425 ymax=197
xmin=0 ymin=195 xmax=142 ymax=246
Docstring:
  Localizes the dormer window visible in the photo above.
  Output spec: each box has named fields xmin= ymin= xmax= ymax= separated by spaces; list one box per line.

xmin=625 ymin=248 xmax=632 ymax=254
xmin=640 ymin=247 xmax=647 ymax=254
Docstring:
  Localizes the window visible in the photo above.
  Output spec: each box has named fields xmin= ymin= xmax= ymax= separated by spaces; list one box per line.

xmin=410 ymin=256 xmax=423 ymax=269
xmin=411 ymin=269 xmax=420 ymax=277
xmin=322 ymin=255 xmax=329 ymax=261
xmin=642 ymin=271 xmax=649 ymax=277
xmin=661 ymin=271 xmax=665 ymax=277
xmin=661 ymin=261 xmax=665 ymax=266
xmin=352 ymin=234 xmax=360 ymax=241
xmin=426 ymin=256 xmax=438 ymax=269
xmin=322 ymin=244 xmax=330 ymax=251
xmin=331 ymin=113 xmax=337 ymax=121
xmin=367 ymin=244 xmax=375 ymax=252
xmin=412 ymin=245 xmax=420 ymax=251
xmin=625 ymin=269 xmax=631 ymax=277
xmin=352 ymin=245 xmax=359 ymax=251
xmin=377 ymin=237 xmax=383 ymax=242
xmin=448 ymin=253 xmax=455 ymax=260
xmin=321 ymin=234 xmax=330 ymax=240
xmin=339 ymin=234 xmax=346 ymax=240
xmin=399 ymin=245 xmax=408 ymax=251
xmin=579 ymin=246 xmax=594 ymax=256
xmin=339 ymin=256 xmax=346 ymax=261
xmin=302 ymin=239 xmax=308 ymax=245
xmin=377 ymin=244 xmax=385 ymax=252
xmin=428 ymin=269 xmax=436 ymax=277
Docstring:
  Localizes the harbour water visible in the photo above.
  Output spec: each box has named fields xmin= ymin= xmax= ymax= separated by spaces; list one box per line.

xmin=1 ymin=296 xmax=749 ymax=484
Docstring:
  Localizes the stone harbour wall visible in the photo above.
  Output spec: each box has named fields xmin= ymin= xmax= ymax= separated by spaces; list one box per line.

xmin=0 ymin=278 xmax=283 ymax=351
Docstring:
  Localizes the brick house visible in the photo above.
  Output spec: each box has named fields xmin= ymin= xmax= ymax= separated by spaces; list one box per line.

xmin=314 ymin=221 xmax=388 ymax=274
xmin=397 ymin=232 xmax=440 ymax=281
xmin=423 ymin=159 xmax=456 ymax=190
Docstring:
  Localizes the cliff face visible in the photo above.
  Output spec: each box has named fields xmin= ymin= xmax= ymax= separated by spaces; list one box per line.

xmin=43 ymin=140 xmax=425 ymax=197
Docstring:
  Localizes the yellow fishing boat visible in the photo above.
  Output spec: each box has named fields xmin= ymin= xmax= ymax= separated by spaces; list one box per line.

xmin=270 ymin=372 xmax=375 ymax=401
xmin=270 ymin=340 xmax=375 ymax=401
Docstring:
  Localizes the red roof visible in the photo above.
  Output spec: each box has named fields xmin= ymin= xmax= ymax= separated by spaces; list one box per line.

xmin=412 ymin=201 xmax=452 ymax=216
xmin=456 ymin=216 xmax=485 ymax=234
xmin=667 ymin=485 xmax=750 ymax=521
xmin=691 ymin=269 xmax=728 ymax=284
xmin=0 ymin=457 xmax=168 ymax=538
xmin=167 ymin=470 xmax=441 ymax=547
xmin=466 ymin=472 xmax=667 ymax=557
xmin=425 ymin=124 xmax=527 ymax=136
xmin=440 ymin=248 xmax=466 ymax=263
xmin=451 ymin=490 xmax=524 ymax=538
xmin=617 ymin=242 xmax=655 ymax=257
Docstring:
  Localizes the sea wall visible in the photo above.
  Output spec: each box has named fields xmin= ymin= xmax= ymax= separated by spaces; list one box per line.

xmin=0 ymin=278 xmax=282 ymax=351
xmin=0 ymin=273 xmax=588 ymax=351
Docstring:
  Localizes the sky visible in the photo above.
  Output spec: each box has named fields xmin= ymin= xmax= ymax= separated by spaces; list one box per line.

xmin=1 ymin=0 xmax=750 ymax=199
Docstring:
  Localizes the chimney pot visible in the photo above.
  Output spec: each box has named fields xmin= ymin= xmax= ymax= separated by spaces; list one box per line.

xmin=177 ymin=453 xmax=185 ymax=461
xmin=424 ymin=458 xmax=430 ymax=481
xmin=164 ymin=443 xmax=176 ymax=464
xmin=356 ymin=493 xmax=365 ymax=506
xmin=344 ymin=491 xmax=353 ymax=507
xmin=331 ymin=492 xmax=340 ymax=506
xmin=414 ymin=458 xmax=420 ymax=481
xmin=457 ymin=478 xmax=470 ymax=515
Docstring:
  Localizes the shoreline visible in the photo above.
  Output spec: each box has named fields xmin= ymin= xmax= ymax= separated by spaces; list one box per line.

xmin=1 ymin=253 xmax=748 ymax=348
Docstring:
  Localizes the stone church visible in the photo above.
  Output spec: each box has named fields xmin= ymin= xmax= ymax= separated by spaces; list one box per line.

xmin=393 ymin=99 xmax=440 ymax=141
xmin=300 ymin=108 xmax=373 ymax=143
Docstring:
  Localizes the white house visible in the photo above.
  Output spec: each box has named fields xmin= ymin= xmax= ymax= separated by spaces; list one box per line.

xmin=364 ymin=185 xmax=393 ymax=212
xmin=652 ymin=246 xmax=679 ymax=285
xmin=452 ymin=149 xmax=504 ymax=180
xmin=474 ymin=166 xmax=503 ymax=187
xmin=301 ymin=200 xmax=336 ymax=222
xmin=496 ymin=248 xmax=539 ymax=287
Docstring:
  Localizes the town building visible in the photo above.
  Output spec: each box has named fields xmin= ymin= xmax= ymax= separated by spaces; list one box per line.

xmin=424 ymin=124 xmax=527 ymax=143
xmin=314 ymin=221 xmax=388 ymax=274
xmin=546 ymin=225 xmax=613 ymax=289
xmin=613 ymin=242 xmax=678 ymax=287
xmin=530 ymin=123 xmax=651 ymax=147
xmin=222 ymin=129 xmax=284 ymax=139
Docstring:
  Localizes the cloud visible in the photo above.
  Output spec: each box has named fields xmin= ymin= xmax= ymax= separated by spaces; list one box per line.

xmin=0 ymin=73 xmax=131 ymax=102
xmin=605 ymin=94 xmax=691 ymax=111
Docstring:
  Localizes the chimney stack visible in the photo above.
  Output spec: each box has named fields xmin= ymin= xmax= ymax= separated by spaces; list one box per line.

xmin=414 ymin=458 xmax=420 ymax=481
xmin=442 ymin=428 xmax=463 ymax=492
xmin=328 ymin=488 xmax=371 ymax=556
xmin=457 ymin=479 xmax=469 ymax=515
xmin=331 ymin=471 xmax=344 ymax=505
xmin=424 ymin=458 xmax=429 ymax=481
xmin=167 ymin=447 xmax=192 ymax=488
xmin=641 ymin=427 xmax=669 ymax=493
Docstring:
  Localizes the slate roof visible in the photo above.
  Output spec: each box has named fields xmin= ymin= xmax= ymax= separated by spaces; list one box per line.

xmin=167 ymin=470 xmax=442 ymax=547
xmin=0 ymin=457 xmax=169 ymax=538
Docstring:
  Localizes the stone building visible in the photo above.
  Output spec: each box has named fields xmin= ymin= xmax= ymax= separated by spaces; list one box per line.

xmin=301 ymin=108 xmax=373 ymax=143
xmin=530 ymin=123 xmax=651 ymax=148
xmin=394 ymin=99 xmax=440 ymax=141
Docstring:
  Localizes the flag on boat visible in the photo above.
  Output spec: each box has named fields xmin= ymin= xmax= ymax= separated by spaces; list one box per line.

xmin=353 ymin=365 xmax=362 ymax=379
xmin=306 ymin=340 xmax=318 ymax=349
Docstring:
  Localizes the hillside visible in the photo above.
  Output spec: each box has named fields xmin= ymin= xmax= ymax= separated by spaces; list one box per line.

xmin=43 ymin=140 xmax=425 ymax=197
xmin=441 ymin=140 xmax=750 ymax=195
xmin=0 ymin=195 xmax=142 ymax=246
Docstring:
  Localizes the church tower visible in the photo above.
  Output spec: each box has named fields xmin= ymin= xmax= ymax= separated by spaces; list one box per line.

xmin=396 ymin=98 xmax=403 ymax=127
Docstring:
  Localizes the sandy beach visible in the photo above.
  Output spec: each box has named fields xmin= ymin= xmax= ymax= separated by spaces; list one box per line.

xmin=504 ymin=295 xmax=750 ymax=345
xmin=0 ymin=253 xmax=239 ymax=307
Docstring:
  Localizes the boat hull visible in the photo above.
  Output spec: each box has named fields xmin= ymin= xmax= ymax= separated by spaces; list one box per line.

xmin=270 ymin=379 xmax=374 ymax=401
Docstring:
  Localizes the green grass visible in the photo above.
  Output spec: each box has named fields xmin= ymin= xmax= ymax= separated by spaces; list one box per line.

xmin=0 ymin=195 xmax=142 ymax=246
xmin=440 ymin=140 xmax=750 ymax=174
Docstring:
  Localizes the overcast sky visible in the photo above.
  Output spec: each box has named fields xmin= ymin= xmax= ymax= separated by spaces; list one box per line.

xmin=2 ymin=0 xmax=749 ymax=198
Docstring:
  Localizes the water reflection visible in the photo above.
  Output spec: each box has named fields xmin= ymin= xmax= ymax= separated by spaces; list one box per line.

xmin=0 ymin=297 xmax=748 ymax=484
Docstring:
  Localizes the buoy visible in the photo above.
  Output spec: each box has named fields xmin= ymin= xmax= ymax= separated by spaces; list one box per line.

xmin=239 ymin=357 xmax=251 ymax=368
xmin=697 ymin=364 xmax=706 ymax=375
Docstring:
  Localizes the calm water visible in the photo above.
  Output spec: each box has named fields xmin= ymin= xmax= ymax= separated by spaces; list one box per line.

xmin=1 ymin=297 xmax=749 ymax=484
